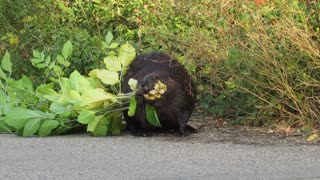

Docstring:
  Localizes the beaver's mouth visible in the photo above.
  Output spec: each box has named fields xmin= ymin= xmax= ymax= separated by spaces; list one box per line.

xmin=142 ymin=80 xmax=167 ymax=100
xmin=143 ymin=89 xmax=160 ymax=100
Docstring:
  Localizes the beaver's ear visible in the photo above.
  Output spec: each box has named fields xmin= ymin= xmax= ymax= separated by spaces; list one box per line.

xmin=153 ymin=72 xmax=161 ymax=79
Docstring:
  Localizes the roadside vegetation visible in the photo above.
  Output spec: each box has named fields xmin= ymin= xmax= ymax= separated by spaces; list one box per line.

xmin=0 ymin=0 xmax=319 ymax=136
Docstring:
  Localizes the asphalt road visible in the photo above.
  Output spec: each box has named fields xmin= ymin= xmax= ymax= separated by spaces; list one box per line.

xmin=1 ymin=134 xmax=320 ymax=180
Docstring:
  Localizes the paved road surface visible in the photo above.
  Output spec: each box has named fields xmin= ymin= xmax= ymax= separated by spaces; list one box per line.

xmin=1 ymin=134 xmax=320 ymax=180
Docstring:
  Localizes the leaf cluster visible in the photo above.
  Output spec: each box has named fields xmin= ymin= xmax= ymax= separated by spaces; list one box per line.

xmin=0 ymin=38 xmax=137 ymax=137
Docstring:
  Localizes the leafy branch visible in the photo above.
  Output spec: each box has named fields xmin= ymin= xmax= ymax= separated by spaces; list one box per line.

xmin=0 ymin=33 xmax=137 ymax=137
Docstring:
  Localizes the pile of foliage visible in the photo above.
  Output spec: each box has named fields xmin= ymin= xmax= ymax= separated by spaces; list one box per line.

xmin=0 ymin=36 xmax=158 ymax=136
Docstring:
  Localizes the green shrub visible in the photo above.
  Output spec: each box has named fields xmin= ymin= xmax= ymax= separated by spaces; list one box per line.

xmin=139 ymin=0 xmax=320 ymax=127
xmin=0 ymin=0 xmax=146 ymax=80
xmin=0 ymin=40 xmax=138 ymax=136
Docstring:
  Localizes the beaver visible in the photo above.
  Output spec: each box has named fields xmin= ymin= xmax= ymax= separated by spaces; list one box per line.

xmin=122 ymin=52 xmax=196 ymax=136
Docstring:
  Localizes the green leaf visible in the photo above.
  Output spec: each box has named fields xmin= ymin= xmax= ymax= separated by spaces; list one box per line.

xmin=105 ymin=31 xmax=113 ymax=46
xmin=110 ymin=113 xmax=122 ymax=135
xmin=92 ymin=124 xmax=107 ymax=136
xmin=32 ymin=50 xmax=41 ymax=59
xmin=69 ymin=70 xmax=92 ymax=93
xmin=101 ymin=42 xmax=108 ymax=48
xmin=56 ymin=78 xmax=72 ymax=105
xmin=38 ymin=120 xmax=59 ymax=137
xmin=118 ymin=43 xmax=136 ymax=67
xmin=53 ymin=66 xmax=63 ymax=75
xmin=93 ymin=0 xmax=101 ymax=3
xmin=0 ymin=68 xmax=7 ymax=80
xmin=99 ymin=115 xmax=110 ymax=125
xmin=87 ymin=116 xmax=100 ymax=132
xmin=45 ymin=56 xmax=51 ymax=66
xmin=2 ymin=51 xmax=12 ymax=73
xmin=64 ymin=61 xmax=71 ymax=67
xmin=128 ymin=96 xmax=137 ymax=117
xmin=62 ymin=40 xmax=73 ymax=59
xmin=0 ymin=119 xmax=13 ymax=133
xmin=0 ymin=89 xmax=6 ymax=103
xmin=49 ymin=101 xmax=69 ymax=114
xmin=36 ymin=83 xmax=60 ymax=101
xmin=146 ymin=104 xmax=161 ymax=127
xmin=30 ymin=58 xmax=42 ymax=64
xmin=103 ymin=55 xmax=122 ymax=72
xmin=40 ymin=51 xmax=45 ymax=61
xmin=78 ymin=110 xmax=95 ymax=124
xmin=56 ymin=55 xmax=65 ymax=65
xmin=6 ymin=75 xmax=36 ymax=104
xmin=36 ymin=63 xmax=46 ymax=69
xmin=4 ymin=108 xmax=47 ymax=129
xmin=108 ymin=43 xmax=119 ymax=49
xmin=0 ymin=81 xmax=4 ymax=90
xmin=23 ymin=118 xmax=41 ymax=137
xmin=96 ymin=70 xmax=119 ymax=85
xmin=21 ymin=75 xmax=33 ymax=91
xmin=49 ymin=61 xmax=56 ymax=69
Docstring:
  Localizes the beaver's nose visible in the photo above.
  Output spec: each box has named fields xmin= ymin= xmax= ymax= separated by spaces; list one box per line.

xmin=140 ymin=81 xmax=150 ymax=93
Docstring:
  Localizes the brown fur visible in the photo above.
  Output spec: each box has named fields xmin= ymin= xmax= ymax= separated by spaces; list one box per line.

xmin=122 ymin=52 xmax=196 ymax=136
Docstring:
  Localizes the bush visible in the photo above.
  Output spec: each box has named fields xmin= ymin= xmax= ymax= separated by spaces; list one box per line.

xmin=0 ymin=40 xmax=137 ymax=136
xmin=0 ymin=0 xmax=146 ymax=80
xmin=138 ymin=0 xmax=320 ymax=127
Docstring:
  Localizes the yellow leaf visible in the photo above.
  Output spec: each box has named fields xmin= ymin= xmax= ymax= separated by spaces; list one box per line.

xmin=9 ymin=36 xmax=19 ymax=45
xmin=307 ymin=134 xmax=318 ymax=142
xmin=96 ymin=70 xmax=119 ymax=85
xmin=88 ymin=69 xmax=98 ymax=79
xmin=69 ymin=90 xmax=81 ymax=99
xmin=104 ymin=56 xmax=121 ymax=72
xmin=78 ymin=88 xmax=117 ymax=109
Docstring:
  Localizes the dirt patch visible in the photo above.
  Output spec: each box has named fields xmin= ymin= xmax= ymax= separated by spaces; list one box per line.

xmin=156 ymin=110 xmax=319 ymax=146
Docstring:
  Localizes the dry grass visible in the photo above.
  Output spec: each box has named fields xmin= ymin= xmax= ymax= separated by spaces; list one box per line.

xmin=141 ymin=0 xmax=320 ymax=128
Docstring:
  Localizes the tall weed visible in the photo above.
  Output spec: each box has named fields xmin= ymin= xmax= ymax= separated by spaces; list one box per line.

xmin=141 ymin=0 xmax=320 ymax=127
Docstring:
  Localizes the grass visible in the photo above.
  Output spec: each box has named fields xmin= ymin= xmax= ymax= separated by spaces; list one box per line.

xmin=140 ymin=0 xmax=320 ymax=129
